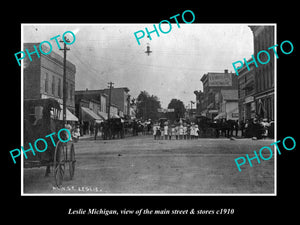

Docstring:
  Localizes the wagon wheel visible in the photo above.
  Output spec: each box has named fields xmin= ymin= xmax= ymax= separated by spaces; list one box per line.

xmin=69 ymin=143 xmax=75 ymax=180
xmin=53 ymin=141 xmax=65 ymax=187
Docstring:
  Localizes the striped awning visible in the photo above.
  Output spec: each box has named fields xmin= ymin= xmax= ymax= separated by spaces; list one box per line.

xmin=81 ymin=107 xmax=103 ymax=122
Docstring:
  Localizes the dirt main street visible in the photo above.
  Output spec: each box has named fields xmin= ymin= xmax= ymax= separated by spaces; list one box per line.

xmin=23 ymin=135 xmax=275 ymax=194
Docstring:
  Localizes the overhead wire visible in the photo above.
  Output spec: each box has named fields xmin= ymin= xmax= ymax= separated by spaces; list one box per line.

xmin=70 ymin=47 xmax=208 ymax=73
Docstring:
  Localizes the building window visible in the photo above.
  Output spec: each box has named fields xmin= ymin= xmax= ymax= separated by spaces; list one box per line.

xmin=52 ymin=75 xmax=55 ymax=95
xmin=45 ymin=73 xmax=48 ymax=93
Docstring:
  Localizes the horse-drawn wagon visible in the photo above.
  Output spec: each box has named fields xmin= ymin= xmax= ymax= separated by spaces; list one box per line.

xmin=23 ymin=98 xmax=76 ymax=187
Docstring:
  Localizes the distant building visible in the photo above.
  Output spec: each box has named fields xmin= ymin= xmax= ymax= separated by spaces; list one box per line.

xmin=249 ymin=26 xmax=275 ymax=121
xmin=194 ymin=90 xmax=205 ymax=115
xmin=75 ymin=90 xmax=108 ymax=120
xmin=75 ymin=87 xmax=131 ymax=118
xmin=78 ymin=99 xmax=103 ymax=122
xmin=23 ymin=43 xmax=77 ymax=119
xmin=101 ymin=87 xmax=130 ymax=117
xmin=109 ymin=103 xmax=119 ymax=118
xmin=199 ymin=69 xmax=238 ymax=119
xmin=217 ymin=90 xmax=239 ymax=121
xmin=76 ymin=98 xmax=103 ymax=135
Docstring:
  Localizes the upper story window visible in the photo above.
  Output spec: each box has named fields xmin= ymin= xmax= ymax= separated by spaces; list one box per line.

xmin=52 ymin=76 xmax=55 ymax=95
xmin=45 ymin=73 xmax=49 ymax=93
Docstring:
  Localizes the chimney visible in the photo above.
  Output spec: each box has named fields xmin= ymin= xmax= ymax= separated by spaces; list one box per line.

xmin=224 ymin=69 xmax=228 ymax=73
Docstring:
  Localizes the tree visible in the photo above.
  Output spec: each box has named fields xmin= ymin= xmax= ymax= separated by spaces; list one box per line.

xmin=167 ymin=98 xmax=186 ymax=122
xmin=136 ymin=91 xmax=161 ymax=121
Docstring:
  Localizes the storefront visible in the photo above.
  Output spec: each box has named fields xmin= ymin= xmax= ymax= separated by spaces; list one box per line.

xmin=81 ymin=107 xmax=103 ymax=135
xmin=207 ymin=109 xmax=218 ymax=120
xmin=255 ymin=91 xmax=274 ymax=121
xmin=243 ymin=96 xmax=256 ymax=121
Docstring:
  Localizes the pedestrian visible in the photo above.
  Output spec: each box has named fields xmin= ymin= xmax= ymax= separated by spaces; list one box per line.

xmin=179 ymin=124 xmax=184 ymax=140
xmin=261 ymin=118 xmax=269 ymax=139
xmin=160 ymin=126 xmax=164 ymax=140
xmin=240 ymin=120 xmax=245 ymax=137
xmin=194 ymin=124 xmax=199 ymax=139
xmin=156 ymin=126 xmax=161 ymax=140
xmin=175 ymin=124 xmax=179 ymax=140
xmin=147 ymin=119 xmax=152 ymax=135
xmin=221 ymin=119 xmax=227 ymax=137
xmin=73 ymin=124 xmax=80 ymax=141
xmin=234 ymin=120 xmax=239 ymax=137
xmin=65 ymin=122 xmax=73 ymax=141
xmin=94 ymin=122 xmax=99 ymax=140
xmin=153 ymin=123 xmax=157 ymax=140
xmin=215 ymin=120 xmax=221 ymax=138
xmin=164 ymin=123 xmax=168 ymax=140
xmin=230 ymin=120 xmax=235 ymax=137
xmin=89 ymin=122 xmax=94 ymax=136
xmin=190 ymin=123 xmax=194 ymax=139
xmin=171 ymin=125 xmax=175 ymax=140
xmin=168 ymin=124 xmax=172 ymax=140
xmin=187 ymin=124 xmax=191 ymax=140
xmin=183 ymin=123 xmax=187 ymax=140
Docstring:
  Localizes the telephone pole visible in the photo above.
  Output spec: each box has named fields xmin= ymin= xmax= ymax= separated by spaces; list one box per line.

xmin=60 ymin=38 xmax=70 ymax=124
xmin=107 ymin=82 xmax=114 ymax=120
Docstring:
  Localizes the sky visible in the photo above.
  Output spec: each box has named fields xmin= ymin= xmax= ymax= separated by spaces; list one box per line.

xmin=23 ymin=24 xmax=253 ymax=108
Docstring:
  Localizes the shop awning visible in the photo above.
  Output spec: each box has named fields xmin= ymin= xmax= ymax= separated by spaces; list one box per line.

xmin=59 ymin=106 xmax=78 ymax=121
xmin=97 ymin=111 xmax=108 ymax=120
xmin=81 ymin=107 xmax=103 ymax=122
xmin=111 ymin=114 xmax=120 ymax=119
xmin=214 ymin=112 xmax=226 ymax=120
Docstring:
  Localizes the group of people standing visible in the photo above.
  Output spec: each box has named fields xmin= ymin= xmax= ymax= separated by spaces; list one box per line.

xmin=153 ymin=122 xmax=200 ymax=140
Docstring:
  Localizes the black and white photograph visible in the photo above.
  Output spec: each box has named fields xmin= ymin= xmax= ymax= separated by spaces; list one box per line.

xmin=21 ymin=23 xmax=276 ymax=195
xmin=4 ymin=4 xmax=299 ymax=221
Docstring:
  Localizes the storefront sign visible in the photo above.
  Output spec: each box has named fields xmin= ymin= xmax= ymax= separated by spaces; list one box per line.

xmin=232 ymin=113 xmax=239 ymax=117
xmin=208 ymin=73 xmax=232 ymax=86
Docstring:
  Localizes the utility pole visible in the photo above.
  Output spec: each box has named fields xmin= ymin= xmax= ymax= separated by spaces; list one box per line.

xmin=60 ymin=38 xmax=70 ymax=124
xmin=107 ymin=82 xmax=114 ymax=120
xmin=107 ymin=82 xmax=114 ymax=140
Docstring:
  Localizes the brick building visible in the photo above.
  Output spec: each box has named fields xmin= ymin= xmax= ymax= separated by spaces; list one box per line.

xmin=238 ymin=58 xmax=256 ymax=122
xmin=199 ymin=69 xmax=238 ymax=119
xmin=75 ymin=90 xmax=108 ymax=119
xmin=249 ymin=26 xmax=275 ymax=121
xmin=24 ymin=43 xmax=76 ymax=115
xmin=101 ymin=87 xmax=130 ymax=117
xmin=75 ymin=87 xmax=131 ymax=118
